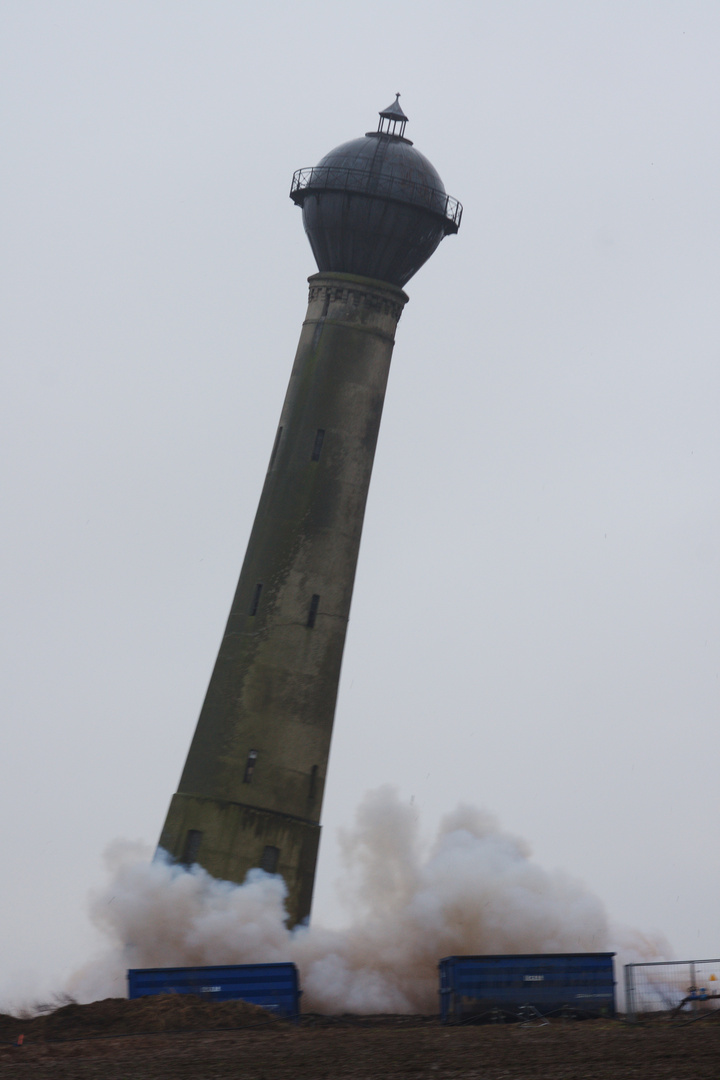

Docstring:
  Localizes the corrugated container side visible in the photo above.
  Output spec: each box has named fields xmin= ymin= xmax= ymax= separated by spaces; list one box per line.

xmin=439 ymin=953 xmax=615 ymax=1023
xmin=127 ymin=962 xmax=300 ymax=1020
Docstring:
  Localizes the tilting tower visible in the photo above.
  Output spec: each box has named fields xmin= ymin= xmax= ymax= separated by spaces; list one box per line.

xmin=159 ymin=97 xmax=461 ymax=924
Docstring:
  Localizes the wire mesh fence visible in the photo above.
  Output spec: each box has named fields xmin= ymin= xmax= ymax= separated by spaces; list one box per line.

xmin=625 ymin=959 xmax=720 ymax=1022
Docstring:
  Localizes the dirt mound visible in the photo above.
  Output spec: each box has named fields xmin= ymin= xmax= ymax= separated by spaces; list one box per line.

xmin=0 ymin=994 xmax=276 ymax=1043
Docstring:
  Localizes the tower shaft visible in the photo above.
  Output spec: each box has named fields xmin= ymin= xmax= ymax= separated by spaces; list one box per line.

xmin=159 ymin=272 xmax=407 ymax=923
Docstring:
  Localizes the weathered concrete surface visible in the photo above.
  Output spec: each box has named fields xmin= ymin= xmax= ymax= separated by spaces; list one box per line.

xmin=159 ymin=271 xmax=408 ymax=924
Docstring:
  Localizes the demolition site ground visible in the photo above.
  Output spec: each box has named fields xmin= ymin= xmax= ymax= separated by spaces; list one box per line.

xmin=1 ymin=994 xmax=719 ymax=1079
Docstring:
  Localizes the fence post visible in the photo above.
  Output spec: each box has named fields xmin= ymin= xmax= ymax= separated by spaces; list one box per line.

xmin=624 ymin=964 xmax=636 ymax=1023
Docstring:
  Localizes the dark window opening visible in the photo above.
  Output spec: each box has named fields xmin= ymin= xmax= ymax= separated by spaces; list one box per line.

xmin=260 ymin=845 xmax=279 ymax=874
xmin=308 ymin=764 xmax=318 ymax=802
xmin=243 ymin=749 xmax=258 ymax=783
xmin=249 ymin=583 xmax=263 ymax=616
xmin=181 ymin=829 xmax=203 ymax=867
xmin=311 ymin=428 xmax=325 ymax=461
xmin=269 ymin=426 xmax=283 ymax=467
xmin=307 ymin=594 xmax=320 ymax=628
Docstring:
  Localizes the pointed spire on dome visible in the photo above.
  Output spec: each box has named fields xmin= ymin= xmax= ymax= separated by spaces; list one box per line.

xmin=378 ymin=93 xmax=408 ymax=138
xmin=380 ymin=92 xmax=408 ymax=121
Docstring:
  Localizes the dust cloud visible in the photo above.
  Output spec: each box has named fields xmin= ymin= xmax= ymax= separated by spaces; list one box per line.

xmin=69 ymin=787 xmax=668 ymax=1013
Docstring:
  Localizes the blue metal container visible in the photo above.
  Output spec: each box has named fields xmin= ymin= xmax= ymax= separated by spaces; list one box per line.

xmin=439 ymin=953 xmax=615 ymax=1022
xmin=127 ymin=962 xmax=300 ymax=1020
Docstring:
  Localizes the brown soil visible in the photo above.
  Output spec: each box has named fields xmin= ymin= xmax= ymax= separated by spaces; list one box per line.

xmin=0 ymin=993 xmax=272 ymax=1043
xmin=1 ymin=997 xmax=719 ymax=1079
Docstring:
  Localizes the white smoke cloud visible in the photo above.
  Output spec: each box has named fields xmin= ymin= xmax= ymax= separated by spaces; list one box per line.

xmin=69 ymin=787 xmax=669 ymax=1013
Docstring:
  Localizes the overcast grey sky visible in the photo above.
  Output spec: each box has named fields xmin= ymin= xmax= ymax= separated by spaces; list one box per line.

xmin=2 ymin=0 xmax=719 ymax=1006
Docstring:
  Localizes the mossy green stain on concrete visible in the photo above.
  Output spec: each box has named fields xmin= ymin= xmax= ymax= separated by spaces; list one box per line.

xmin=159 ymin=273 xmax=408 ymax=925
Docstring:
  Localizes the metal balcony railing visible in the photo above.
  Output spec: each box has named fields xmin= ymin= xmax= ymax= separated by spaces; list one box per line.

xmin=290 ymin=166 xmax=463 ymax=232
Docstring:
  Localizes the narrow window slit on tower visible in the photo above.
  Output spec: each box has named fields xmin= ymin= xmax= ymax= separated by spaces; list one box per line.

xmin=181 ymin=829 xmax=203 ymax=867
xmin=308 ymin=764 xmax=318 ymax=802
xmin=260 ymin=845 xmax=279 ymax=874
xmin=307 ymin=594 xmax=320 ymax=628
xmin=311 ymin=428 xmax=325 ymax=461
xmin=249 ymin=583 xmax=263 ymax=616
xmin=243 ymin=749 xmax=257 ymax=783
xmin=269 ymin=426 xmax=283 ymax=467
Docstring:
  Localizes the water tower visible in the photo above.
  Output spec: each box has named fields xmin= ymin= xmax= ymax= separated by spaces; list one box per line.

xmin=159 ymin=97 xmax=462 ymax=924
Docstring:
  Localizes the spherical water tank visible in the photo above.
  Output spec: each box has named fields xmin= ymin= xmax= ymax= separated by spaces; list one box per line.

xmin=290 ymin=97 xmax=462 ymax=288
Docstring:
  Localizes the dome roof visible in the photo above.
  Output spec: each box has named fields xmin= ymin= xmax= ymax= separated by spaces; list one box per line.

xmin=309 ymin=132 xmax=448 ymax=218
xmin=290 ymin=100 xmax=461 ymax=288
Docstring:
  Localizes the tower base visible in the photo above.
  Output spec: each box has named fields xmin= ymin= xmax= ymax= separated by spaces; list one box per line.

xmin=159 ymin=792 xmax=320 ymax=926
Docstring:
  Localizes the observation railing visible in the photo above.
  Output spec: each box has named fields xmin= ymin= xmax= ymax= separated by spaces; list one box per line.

xmin=290 ymin=166 xmax=463 ymax=232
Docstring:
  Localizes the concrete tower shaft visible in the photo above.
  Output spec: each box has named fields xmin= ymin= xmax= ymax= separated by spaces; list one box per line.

xmin=159 ymin=271 xmax=407 ymax=923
